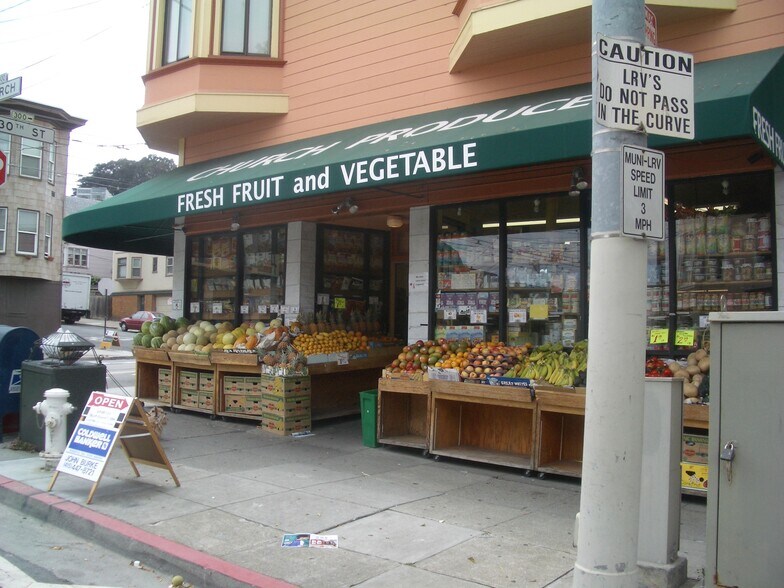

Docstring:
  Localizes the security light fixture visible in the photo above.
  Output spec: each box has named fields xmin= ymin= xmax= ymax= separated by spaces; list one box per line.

xmin=331 ymin=198 xmax=359 ymax=215
xmin=386 ymin=215 xmax=404 ymax=228
xmin=230 ymin=214 xmax=240 ymax=231
xmin=569 ymin=167 xmax=589 ymax=196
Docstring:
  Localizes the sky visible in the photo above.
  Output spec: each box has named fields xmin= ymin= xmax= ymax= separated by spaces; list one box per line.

xmin=0 ymin=0 xmax=174 ymax=195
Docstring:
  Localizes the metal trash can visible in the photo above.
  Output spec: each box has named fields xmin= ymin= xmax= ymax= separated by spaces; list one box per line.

xmin=359 ymin=389 xmax=379 ymax=448
xmin=0 ymin=325 xmax=42 ymax=439
xmin=18 ymin=329 xmax=106 ymax=450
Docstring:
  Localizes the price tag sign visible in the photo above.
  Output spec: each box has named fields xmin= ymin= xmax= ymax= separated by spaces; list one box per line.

xmin=270 ymin=305 xmax=280 ymax=313
xmin=336 ymin=352 xmax=349 ymax=365
xmin=509 ymin=309 xmax=527 ymax=323
xmin=190 ymin=302 xmax=200 ymax=313
xmin=317 ymin=293 xmax=330 ymax=305
xmin=240 ymin=304 xmax=249 ymax=314
xmin=470 ymin=309 xmax=487 ymax=324
xmin=675 ymin=329 xmax=695 ymax=347
xmin=649 ymin=328 xmax=669 ymax=344
xmin=258 ymin=305 xmax=268 ymax=314
xmin=444 ymin=309 xmax=457 ymax=320
xmin=212 ymin=302 xmax=223 ymax=314
xmin=334 ymin=297 xmax=346 ymax=309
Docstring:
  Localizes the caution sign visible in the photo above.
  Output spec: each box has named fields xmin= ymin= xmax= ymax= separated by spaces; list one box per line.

xmin=99 ymin=329 xmax=120 ymax=349
xmin=49 ymin=392 xmax=179 ymax=503
xmin=596 ymin=34 xmax=694 ymax=139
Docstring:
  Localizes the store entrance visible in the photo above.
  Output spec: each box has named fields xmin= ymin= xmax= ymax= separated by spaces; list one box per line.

xmin=393 ymin=261 xmax=408 ymax=341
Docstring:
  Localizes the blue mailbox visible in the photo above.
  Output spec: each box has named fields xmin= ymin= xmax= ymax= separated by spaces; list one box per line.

xmin=0 ymin=325 xmax=42 ymax=438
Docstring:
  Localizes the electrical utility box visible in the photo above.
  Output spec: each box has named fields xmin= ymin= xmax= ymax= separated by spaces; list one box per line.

xmin=706 ymin=311 xmax=784 ymax=587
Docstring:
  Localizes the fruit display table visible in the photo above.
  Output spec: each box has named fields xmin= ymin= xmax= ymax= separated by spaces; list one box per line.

xmin=133 ymin=348 xmax=172 ymax=406
xmin=534 ymin=386 xmax=586 ymax=477
xmin=429 ymin=380 xmax=537 ymax=471
xmin=377 ymin=378 xmax=431 ymax=451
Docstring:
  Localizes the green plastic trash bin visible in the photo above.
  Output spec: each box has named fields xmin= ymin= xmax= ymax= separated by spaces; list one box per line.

xmin=359 ymin=389 xmax=379 ymax=448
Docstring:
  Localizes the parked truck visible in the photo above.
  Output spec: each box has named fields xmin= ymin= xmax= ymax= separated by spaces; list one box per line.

xmin=61 ymin=273 xmax=92 ymax=323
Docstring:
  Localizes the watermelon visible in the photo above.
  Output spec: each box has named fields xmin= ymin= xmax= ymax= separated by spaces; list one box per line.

xmin=141 ymin=321 xmax=152 ymax=334
xmin=149 ymin=322 xmax=165 ymax=337
xmin=159 ymin=315 xmax=174 ymax=332
xmin=141 ymin=334 xmax=153 ymax=348
xmin=133 ymin=333 xmax=144 ymax=346
xmin=151 ymin=336 xmax=163 ymax=349
xmin=175 ymin=317 xmax=190 ymax=329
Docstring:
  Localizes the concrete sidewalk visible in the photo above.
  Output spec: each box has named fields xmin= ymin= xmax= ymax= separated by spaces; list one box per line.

xmin=0 ymin=408 xmax=706 ymax=588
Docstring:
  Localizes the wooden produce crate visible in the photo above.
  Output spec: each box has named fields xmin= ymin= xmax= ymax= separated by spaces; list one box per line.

xmin=683 ymin=402 xmax=709 ymax=430
xmin=535 ymin=387 xmax=586 ymax=478
xmin=377 ymin=378 xmax=431 ymax=451
xmin=134 ymin=355 xmax=172 ymax=403
xmin=133 ymin=347 xmax=170 ymax=361
xmin=168 ymin=351 xmax=212 ymax=366
xmin=210 ymin=350 xmax=260 ymax=366
xmin=429 ymin=380 xmax=536 ymax=471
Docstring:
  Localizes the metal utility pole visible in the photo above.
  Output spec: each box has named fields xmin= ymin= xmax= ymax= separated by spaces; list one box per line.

xmin=574 ymin=1 xmax=647 ymax=586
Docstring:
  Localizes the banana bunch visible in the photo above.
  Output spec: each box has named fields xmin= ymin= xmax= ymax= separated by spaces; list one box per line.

xmin=504 ymin=340 xmax=588 ymax=387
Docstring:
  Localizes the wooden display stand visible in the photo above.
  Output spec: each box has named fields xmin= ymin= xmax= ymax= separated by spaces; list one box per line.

xmin=168 ymin=352 xmax=215 ymax=417
xmin=377 ymin=378 xmax=431 ymax=451
xmin=429 ymin=380 xmax=536 ymax=471
xmin=133 ymin=348 xmax=172 ymax=406
xmin=534 ymin=387 xmax=586 ymax=478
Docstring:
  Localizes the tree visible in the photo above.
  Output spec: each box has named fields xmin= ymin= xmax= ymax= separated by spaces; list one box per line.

xmin=77 ymin=154 xmax=176 ymax=195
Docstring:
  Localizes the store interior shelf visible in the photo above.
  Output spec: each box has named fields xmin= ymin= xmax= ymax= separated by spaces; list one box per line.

xmin=678 ymin=280 xmax=771 ymax=290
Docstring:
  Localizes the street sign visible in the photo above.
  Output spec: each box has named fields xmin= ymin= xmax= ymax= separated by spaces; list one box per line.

xmin=0 ymin=150 xmax=6 ymax=186
xmin=595 ymin=34 xmax=694 ymax=139
xmin=0 ymin=75 xmax=22 ymax=102
xmin=0 ymin=115 xmax=54 ymax=143
xmin=9 ymin=109 xmax=34 ymax=123
xmin=621 ymin=145 xmax=665 ymax=240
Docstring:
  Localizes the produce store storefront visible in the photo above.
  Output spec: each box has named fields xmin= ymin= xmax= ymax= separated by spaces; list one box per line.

xmin=63 ymin=49 xmax=783 ymax=438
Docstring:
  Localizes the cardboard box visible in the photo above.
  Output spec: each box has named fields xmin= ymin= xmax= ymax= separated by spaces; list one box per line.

xmin=198 ymin=373 xmax=215 ymax=392
xmin=682 ymin=433 xmax=709 ymax=464
xmin=179 ymin=371 xmax=198 ymax=390
xmin=180 ymin=391 xmax=199 ymax=407
xmin=198 ymin=392 xmax=214 ymax=409
xmin=681 ymin=462 xmax=709 ymax=491
xmin=246 ymin=376 xmax=263 ymax=395
xmin=381 ymin=369 xmax=428 ymax=381
xmin=261 ymin=375 xmax=312 ymax=397
xmin=224 ymin=394 xmax=247 ymax=413
xmin=223 ymin=375 xmax=245 ymax=394
xmin=261 ymin=393 xmax=311 ymax=417
xmin=246 ymin=396 xmax=263 ymax=415
xmin=158 ymin=386 xmax=171 ymax=403
xmin=158 ymin=368 xmax=172 ymax=387
xmin=261 ymin=412 xmax=311 ymax=435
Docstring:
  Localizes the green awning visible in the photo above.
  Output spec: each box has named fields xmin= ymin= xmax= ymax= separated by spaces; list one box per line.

xmin=64 ymin=47 xmax=784 ymax=255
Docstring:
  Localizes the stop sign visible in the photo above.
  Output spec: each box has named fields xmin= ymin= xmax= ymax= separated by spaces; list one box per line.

xmin=0 ymin=150 xmax=6 ymax=186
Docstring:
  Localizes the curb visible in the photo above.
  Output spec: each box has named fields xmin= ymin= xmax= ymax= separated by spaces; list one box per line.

xmin=0 ymin=475 xmax=296 ymax=588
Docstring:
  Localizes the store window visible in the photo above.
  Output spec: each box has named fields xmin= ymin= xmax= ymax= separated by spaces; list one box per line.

xmin=165 ymin=256 xmax=174 ymax=276
xmin=66 ymin=246 xmax=88 ymax=267
xmin=19 ymin=138 xmax=42 ymax=179
xmin=671 ymin=171 xmax=775 ymax=352
xmin=221 ymin=0 xmax=272 ymax=56
xmin=48 ymin=143 xmax=55 ymax=184
xmin=241 ymin=226 xmax=286 ymax=323
xmin=434 ymin=202 xmax=501 ymax=343
xmin=163 ymin=0 xmax=193 ymax=65
xmin=316 ymin=226 xmax=388 ymax=334
xmin=131 ymin=256 xmax=142 ymax=278
xmin=188 ymin=234 xmax=239 ymax=322
xmin=44 ymin=213 xmax=53 ymax=257
xmin=16 ymin=209 xmax=39 ymax=255
xmin=0 ymin=207 xmax=6 ymax=253
xmin=506 ymin=194 xmax=582 ymax=347
xmin=117 ymin=257 xmax=127 ymax=279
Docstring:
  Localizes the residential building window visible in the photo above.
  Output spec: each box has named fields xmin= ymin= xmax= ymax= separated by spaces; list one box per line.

xmin=152 ymin=257 xmax=159 ymax=273
xmin=48 ymin=143 xmax=55 ymax=183
xmin=19 ymin=138 xmax=43 ymax=179
xmin=163 ymin=0 xmax=193 ymax=65
xmin=66 ymin=246 xmax=88 ymax=267
xmin=44 ymin=213 xmax=53 ymax=257
xmin=165 ymin=256 xmax=174 ymax=276
xmin=0 ymin=207 xmax=6 ymax=253
xmin=0 ymin=133 xmax=10 ymax=176
xmin=131 ymin=256 xmax=142 ymax=278
xmin=222 ymin=0 xmax=272 ymax=56
xmin=16 ymin=209 xmax=39 ymax=255
xmin=117 ymin=257 xmax=127 ymax=279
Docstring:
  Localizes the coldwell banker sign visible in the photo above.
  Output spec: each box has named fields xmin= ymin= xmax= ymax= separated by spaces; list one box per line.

xmin=596 ymin=34 xmax=694 ymax=139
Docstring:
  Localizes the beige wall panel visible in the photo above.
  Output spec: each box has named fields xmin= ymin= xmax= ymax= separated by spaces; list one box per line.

xmin=179 ymin=0 xmax=782 ymax=165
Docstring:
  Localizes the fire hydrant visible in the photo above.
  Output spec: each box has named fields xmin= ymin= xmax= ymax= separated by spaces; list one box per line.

xmin=33 ymin=388 xmax=75 ymax=469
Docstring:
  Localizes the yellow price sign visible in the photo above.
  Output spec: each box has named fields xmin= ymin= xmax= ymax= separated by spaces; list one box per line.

xmin=649 ymin=328 xmax=669 ymax=344
xmin=675 ymin=329 xmax=695 ymax=347
xmin=333 ymin=297 xmax=346 ymax=310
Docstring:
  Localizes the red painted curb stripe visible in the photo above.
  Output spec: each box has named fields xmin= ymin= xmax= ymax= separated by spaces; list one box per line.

xmin=2 ymin=477 xmax=296 ymax=588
